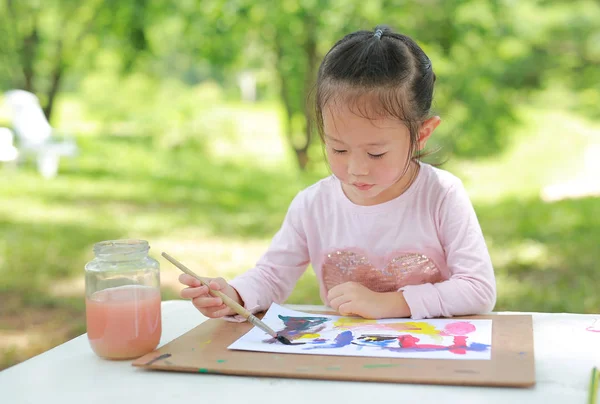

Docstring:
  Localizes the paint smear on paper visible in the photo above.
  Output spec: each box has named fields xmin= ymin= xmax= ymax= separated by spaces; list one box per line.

xmin=298 ymin=333 xmax=321 ymax=339
xmin=229 ymin=304 xmax=493 ymax=360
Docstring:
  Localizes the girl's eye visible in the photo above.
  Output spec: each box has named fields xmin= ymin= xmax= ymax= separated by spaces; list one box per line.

xmin=332 ymin=149 xmax=347 ymax=154
xmin=368 ymin=152 xmax=386 ymax=159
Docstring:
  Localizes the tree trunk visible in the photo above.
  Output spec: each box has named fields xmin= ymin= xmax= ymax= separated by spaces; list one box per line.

xmin=43 ymin=64 xmax=64 ymax=122
xmin=274 ymin=33 xmax=308 ymax=170
xmin=273 ymin=13 xmax=319 ymax=171
xmin=21 ymin=23 xmax=38 ymax=92
xmin=43 ymin=40 xmax=65 ymax=121
xmin=300 ymin=12 xmax=318 ymax=169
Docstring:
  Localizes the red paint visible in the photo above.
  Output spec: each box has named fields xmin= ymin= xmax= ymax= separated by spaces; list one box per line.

xmin=441 ymin=321 xmax=476 ymax=336
xmin=448 ymin=336 xmax=468 ymax=354
xmin=397 ymin=335 xmax=420 ymax=347
xmin=397 ymin=335 xmax=446 ymax=350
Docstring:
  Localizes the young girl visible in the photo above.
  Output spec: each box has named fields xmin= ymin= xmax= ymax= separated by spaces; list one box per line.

xmin=179 ymin=25 xmax=496 ymax=320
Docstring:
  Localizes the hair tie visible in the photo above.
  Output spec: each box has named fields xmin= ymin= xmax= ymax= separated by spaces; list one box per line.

xmin=374 ymin=29 xmax=383 ymax=39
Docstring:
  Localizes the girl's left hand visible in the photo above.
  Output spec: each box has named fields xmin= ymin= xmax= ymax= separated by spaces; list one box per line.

xmin=327 ymin=281 xmax=411 ymax=319
xmin=327 ymin=282 xmax=386 ymax=319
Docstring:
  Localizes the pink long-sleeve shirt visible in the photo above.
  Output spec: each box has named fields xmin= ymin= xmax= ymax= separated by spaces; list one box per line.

xmin=228 ymin=162 xmax=496 ymax=320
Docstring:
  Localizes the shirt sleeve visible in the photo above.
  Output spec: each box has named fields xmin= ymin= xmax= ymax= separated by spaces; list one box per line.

xmin=225 ymin=192 xmax=310 ymax=322
xmin=400 ymin=180 xmax=497 ymax=319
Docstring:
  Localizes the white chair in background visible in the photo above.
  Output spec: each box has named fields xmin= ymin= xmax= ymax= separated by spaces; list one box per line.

xmin=3 ymin=89 xmax=78 ymax=178
xmin=0 ymin=127 xmax=19 ymax=164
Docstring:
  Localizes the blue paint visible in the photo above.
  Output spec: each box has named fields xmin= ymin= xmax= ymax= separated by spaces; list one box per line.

xmin=333 ymin=331 xmax=354 ymax=347
xmin=277 ymin=315 xmax=329 ymax=337
xmin=469 ymin=343 xmax=491 ymax=352
xmin=263 ymin=315 xmax=330 ymax=344
xmin=305 ymin=331 xmax=354 ymax=350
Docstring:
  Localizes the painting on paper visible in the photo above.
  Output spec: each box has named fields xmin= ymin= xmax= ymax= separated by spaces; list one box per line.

xmin=228 ymin=304 xmax=493 ymax=360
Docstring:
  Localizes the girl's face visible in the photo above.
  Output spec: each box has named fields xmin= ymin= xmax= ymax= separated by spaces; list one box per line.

xmin=323 ymin=102 xmax=438 ymax=206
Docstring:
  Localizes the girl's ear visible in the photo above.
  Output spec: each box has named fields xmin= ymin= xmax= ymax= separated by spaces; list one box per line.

xmin=418 ymin=116 xmax=441 ymax=150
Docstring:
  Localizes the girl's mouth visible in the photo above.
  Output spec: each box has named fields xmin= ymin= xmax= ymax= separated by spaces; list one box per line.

xmin=353 ymin=183 xmax=374 ymax=191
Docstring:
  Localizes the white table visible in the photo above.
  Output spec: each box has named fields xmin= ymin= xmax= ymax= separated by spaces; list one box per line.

xmin=1 ymin=300 xmax=599 ymax=404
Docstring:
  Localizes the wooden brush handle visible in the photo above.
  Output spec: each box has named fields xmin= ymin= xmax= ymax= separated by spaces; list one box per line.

xmin=162 ymin=252 xmax=250 ymax=316
xmin=162 ymin=252 xmax=278 ymax=338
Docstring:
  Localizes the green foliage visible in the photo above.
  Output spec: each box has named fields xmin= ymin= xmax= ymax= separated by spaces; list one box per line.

xmin=157 ymin=0 xmax=600 ymax=161
xmin=79 ymin=67 xmax=229 ymax=149
xmin=0 ymin=0 xmax=159 ymax=119
xmin=2 ymin=0 xmax=598 ymax=160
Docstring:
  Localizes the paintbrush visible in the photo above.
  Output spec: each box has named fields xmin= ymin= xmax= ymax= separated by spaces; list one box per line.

xmin=161 ymin=252 xmax=298 ymax=345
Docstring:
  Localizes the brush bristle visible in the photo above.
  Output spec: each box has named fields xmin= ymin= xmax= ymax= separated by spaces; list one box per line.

xmin=276 ymin=335 xmax=305 ymax=345
xmin=276 ymin=335 xmax=292 ymax=345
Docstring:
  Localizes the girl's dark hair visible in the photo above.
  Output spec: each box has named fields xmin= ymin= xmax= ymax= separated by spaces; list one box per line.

xmin=315 ymin=25 xmax=437 ymax=166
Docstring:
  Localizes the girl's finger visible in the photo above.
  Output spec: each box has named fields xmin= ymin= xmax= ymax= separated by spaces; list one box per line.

xmin=337 ymin=302 xmax=356 ymax=317
xmin=328 ymin=295 xmax=351 ymax=311
xmin=326 ymin=284 xmax=345 ymax=301
xmin=180 ymin=285 xmax=208 ymax=299
xmin=208 ymin=280 xmax=222 ymax=290
xmin=178 ymin=273 xmax=202 ymax=287
xmin=207 ymin=304 xmax=232 ymax=318
xmin=191 ymin=296 xmax=223 ymax=310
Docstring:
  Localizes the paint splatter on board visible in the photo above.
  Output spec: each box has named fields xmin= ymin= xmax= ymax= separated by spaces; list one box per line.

xmin=144 ymin=353 xmax=172 ymax=366
xmin=586 ymin=319 xmax=600 ymax=332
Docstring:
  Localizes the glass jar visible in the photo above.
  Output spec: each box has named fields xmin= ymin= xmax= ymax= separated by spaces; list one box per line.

xmin=84 ymin=239 xmax=161 ymax=360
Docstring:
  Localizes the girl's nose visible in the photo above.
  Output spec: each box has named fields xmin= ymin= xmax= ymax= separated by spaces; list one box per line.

xmin=348 ymin=154 xmax=369 ymax=176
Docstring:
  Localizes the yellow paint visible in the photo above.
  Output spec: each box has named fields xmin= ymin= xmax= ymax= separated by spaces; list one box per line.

xmin=334 ymin=318 xmax=376 ymax=328
xmin=386 ymin=322 xmax=439 ymax=335
xmin=384 ymin=322 xmax=444 ymax=342
xmin=332 ymin=318 xmax=446 ymax=342
xmin=203 ymin=340 xmax=212 ymax=344
xmin=298 ymin=333 xmax=320 ymax=339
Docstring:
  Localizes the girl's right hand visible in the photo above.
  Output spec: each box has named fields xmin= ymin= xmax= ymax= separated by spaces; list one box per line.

xmin=178 ymin=274 xmax=242 ymax=318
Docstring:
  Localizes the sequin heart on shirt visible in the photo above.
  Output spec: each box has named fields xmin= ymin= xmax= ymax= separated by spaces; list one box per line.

xmin=322 ymin=250 xmax=443 ymax=293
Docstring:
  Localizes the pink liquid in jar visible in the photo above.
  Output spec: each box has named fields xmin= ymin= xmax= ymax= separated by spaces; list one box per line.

xmin=86 ymin=285 xmax=161 ymax=359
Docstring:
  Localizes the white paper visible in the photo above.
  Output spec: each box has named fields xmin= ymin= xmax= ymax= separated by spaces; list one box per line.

xmin=228 ymin=304 xmax=492 ymax=360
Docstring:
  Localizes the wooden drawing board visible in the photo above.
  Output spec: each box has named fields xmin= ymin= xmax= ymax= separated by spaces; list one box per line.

xmin=132 ymin=312 xmax=535 ymax=387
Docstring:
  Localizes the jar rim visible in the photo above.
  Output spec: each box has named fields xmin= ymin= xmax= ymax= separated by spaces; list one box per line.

xmin=93 ymin=239 xmax=150 ymax=257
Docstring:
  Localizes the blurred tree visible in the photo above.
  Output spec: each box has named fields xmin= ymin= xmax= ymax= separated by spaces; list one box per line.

xmin=2 ymin=0 xmax=597 ymax=164
xmin=538 ymin=0 xmax=600 ymax=118
xmin=175 ymin=0 xmax=599 ymax=167
xmin=412 ymin=0 xmax=600 ymax=156
xmin=0 ymin=0 xmax=155 ymax=121
xmin=176 ymin=0 xmax=381 ymax=169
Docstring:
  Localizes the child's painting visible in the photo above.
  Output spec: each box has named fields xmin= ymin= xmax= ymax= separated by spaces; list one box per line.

xmin=228 ymin=304 xmax=493 ymax=360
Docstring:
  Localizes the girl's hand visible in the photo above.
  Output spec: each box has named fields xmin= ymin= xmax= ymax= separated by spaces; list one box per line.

xmin=327 ymin=281 xmax=411 ymax=319
xmin=179 ymin=274 xmax=242 ymax=318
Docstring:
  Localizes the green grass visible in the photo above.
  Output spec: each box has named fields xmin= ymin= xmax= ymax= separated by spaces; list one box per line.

xmin=1 ymin=99 xmax=599 ymax=370
xmin=448 ymin=105 xmax=600 ymax=313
